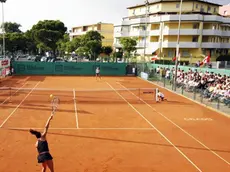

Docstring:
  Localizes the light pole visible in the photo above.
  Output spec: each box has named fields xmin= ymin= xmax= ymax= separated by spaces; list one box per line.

xmin=143 ymin=0 xmax=149 ymax=62
xmin=0 ymin=0 xmax=6 ymax=59
xmin=173 ymin=0 xmax=183 ymax=91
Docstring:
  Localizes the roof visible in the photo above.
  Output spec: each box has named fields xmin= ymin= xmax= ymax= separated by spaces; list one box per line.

xmin=72 ymin=22 xmax=114 ymax=29
xmin=127 ymin=0 xmax=222 ymax=9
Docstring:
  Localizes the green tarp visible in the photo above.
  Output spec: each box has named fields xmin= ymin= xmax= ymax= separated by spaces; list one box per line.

xmin=12 ymin=62 xmax=127 ymax=76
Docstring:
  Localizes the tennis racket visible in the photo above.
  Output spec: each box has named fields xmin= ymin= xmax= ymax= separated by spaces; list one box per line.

xmin=51 ymin=96 xmax=60 ymax=114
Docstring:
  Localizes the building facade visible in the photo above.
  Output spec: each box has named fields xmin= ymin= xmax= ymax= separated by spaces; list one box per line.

xmin=114 ymin=0 xmax=230 ymax=62
xmin=70 ymin=22 xmax=114 ymax=46
xmin=219 ymin=4 xmax=230 ymax=17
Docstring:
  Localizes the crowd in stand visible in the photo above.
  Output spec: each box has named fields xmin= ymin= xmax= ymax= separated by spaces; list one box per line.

xmin=156 ymin=66 xmax=230 ymax=106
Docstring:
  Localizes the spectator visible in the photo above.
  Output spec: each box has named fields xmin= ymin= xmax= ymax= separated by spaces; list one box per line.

xmin=156 ymin=67 xmax=229 ymax=107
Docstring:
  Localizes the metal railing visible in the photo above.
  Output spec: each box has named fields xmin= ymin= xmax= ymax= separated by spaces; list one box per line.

xmin=147 ymin=72 xmax=230 ymax=116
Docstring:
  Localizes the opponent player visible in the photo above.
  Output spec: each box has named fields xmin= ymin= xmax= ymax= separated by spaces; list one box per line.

xmin=157 ymin=90 xmax=167 ymax=102
xmin=95 ymin=67 xmax=101 ymax=80
xmin=30 ymin=114 xmax=54 ymax=172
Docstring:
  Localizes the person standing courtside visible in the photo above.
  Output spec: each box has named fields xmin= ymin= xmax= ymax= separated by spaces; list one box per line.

xmin=96 ymin=67 xmax=101 ymax=80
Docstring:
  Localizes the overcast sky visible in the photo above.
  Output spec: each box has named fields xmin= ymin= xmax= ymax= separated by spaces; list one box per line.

xmin=3 ymin=0 xmax=230 ymax=32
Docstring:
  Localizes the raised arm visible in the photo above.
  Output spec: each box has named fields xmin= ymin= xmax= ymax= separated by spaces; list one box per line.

xmin=42 ymin=114 xmax=53 ymax=138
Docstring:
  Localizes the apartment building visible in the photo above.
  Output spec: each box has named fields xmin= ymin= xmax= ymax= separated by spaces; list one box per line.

xmin=70 ymin=22 xmax=114 ymax=46
xmin=220 ymin=4 xmax=230 ymax=17
xmin=114 ymin=0 xmax=230 ymax=61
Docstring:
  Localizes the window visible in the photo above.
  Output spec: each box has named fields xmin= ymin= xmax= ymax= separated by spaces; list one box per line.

xmin=214 ymin=8 xmax=216 ymax=13
xmin=200 ymin=5 xmax=204 ymax=12
xmin=176 ymin=4 xmax=179 ymax=8
xmin=141 ymin=25 xmax=148 ymax=31
xmin=133 ymin=9 xmax=136 ymax=15
xmin=211 ymin=37 xmax=215 ymax=42
xmin=208 ymin=6 xmax=211 ymax=11
xmin=196 ymin=4 xmax=199 ymax=9
xmin=192 ymin=36 xmax=198 ymax=42
xmin=168 ymin=50 xmax=174 ymax=57
xmin=182 ymin=50 xmax=190 ymax=57
xmin=193 ymin=23 xmax=199 ymax=29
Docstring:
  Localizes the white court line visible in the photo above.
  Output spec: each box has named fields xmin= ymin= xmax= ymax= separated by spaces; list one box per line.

xmin=73 ymin=89 xmax=79 ymax=128
xmin=0 ymin=82 xmax=40 ymax=128
xmin=106 ymin=82 xmax=202 ymax=172
xmin=119 ymin=81 xmax=230 ymax=166
xmin=3 ymin=127 xmax=154 ymax=130
xmin=0 ymin=82 xmax=28 ymax=105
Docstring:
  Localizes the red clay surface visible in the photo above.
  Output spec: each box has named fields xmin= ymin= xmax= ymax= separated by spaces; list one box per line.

xmin=0 ymin=76 xmax=229 ymax=172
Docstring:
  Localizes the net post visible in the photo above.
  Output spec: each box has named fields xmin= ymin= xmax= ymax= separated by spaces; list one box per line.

xmin=139 ymin=88 xmax=141 ymax=101
xmin=155 ymin=88 xmax=159 ymax=102
xmin=9 ymin=87 xmax=12 ymax=102
xmin=217 ymin=98 xmax=220 ymax=110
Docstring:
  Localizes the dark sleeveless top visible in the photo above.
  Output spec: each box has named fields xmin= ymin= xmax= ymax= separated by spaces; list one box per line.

xmin=37 ymin=140 xmax=49 ymax=153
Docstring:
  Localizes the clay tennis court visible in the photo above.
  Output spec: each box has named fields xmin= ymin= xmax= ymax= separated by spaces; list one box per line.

xmin=0 ymin=76 xmax=229 ymax=172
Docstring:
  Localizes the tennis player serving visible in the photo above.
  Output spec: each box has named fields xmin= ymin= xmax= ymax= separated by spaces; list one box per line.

xmin=30 ymin=114 xmax=54 ymax=172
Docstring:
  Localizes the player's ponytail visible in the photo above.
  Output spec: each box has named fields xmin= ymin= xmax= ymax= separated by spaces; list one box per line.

xmin=29 ymin=129 xmax=41 ymax=138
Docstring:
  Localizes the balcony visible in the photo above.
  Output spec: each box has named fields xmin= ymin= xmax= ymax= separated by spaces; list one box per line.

xmin=113 ymin=42 xmax=122 ymax=48
xmin=163 ymin=29 xmax=200 ymax=35
xmin=161 ymin=14 xmax=203 ymax=22
xmin=136 ymin=42 xmax=147 ymax=48
xmin=221 ymin=43 xmax=230 ymax=49
xmin=113 ymin=42 xmax=148 ymax=48
xmin=121 ymin=20 xmax=131 ymax=26
xmin=222 ymin=31 xmax=230 ymax=37
xmin=201 ymin=43 xmax=230 ymax=48
xmin=222 ymin=17 xmax=230 ymax=24
xmin=121 ymin=18 xmax=149 ymax=26
xmin=69 ymin=31 xmax=86 ymax=36
xmin=114 ymin=31 xmax=129 ymax=38
xmin=201 ymin=43 xmax=221 ymax=48
xmin=162 ymin=42 xmax=199 ymax=48
xmin=202 ymin=29 xmax=222 ymax=36
xmin=147 ymin=42 xmax=160 ymax=54
xmin=203 ymin=15 xmax=223 ymax=23
xmin=149 ymin=30 xmax=160 ymax=36
xmin=149 ymin=16 xmax=161 ymax=23
xmin=129 ymin=30 xmax=148 ymax=37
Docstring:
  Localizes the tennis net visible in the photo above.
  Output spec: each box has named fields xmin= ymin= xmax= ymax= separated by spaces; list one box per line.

xmin=0 ymin=87 xmax=159 ymax=105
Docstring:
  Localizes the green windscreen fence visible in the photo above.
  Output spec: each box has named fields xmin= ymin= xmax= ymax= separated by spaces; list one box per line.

xmin=12 ymin=62 xmax=128 ymax=76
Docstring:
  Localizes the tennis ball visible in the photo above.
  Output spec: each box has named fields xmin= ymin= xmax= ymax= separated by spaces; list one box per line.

xmin=50 ymin=94 xmax=53 ymax=98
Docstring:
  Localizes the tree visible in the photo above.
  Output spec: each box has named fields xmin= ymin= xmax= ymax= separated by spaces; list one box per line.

xmin=75 ymin=46 xmax=89 ymax=57
xmin=0 ymin=33 xmax=27 ymax=54
xmin=57 ymin=34 xmax=70 ymax=55
xmin=80 ymin=30 xmax=104 ymax=46
xmin=0 ymin=22 xmax=38 ymax=55
xmin=85 ymin=40 xmax=102 ymax=60
xmin=3 ymin=22 xmax=22 ymax=33
xmin=57 ymin=35 xmax=81 ymax=56
xmin=102 ymin=46 xmax=113 ymax=56
xmin=24 ymin=30 xmax=37 ymax=54
xmin=67 ymin=37 xmax=81 ymax=53
xmin=30 ymin=20 xmax=67 ymax=56
xmin=79 ymin=31 xmax=104 ymax=60
xmin=119 ymin=37 xmax=137 ymax=62
xmin=102 ymin=46 xmax=113 ymax=62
